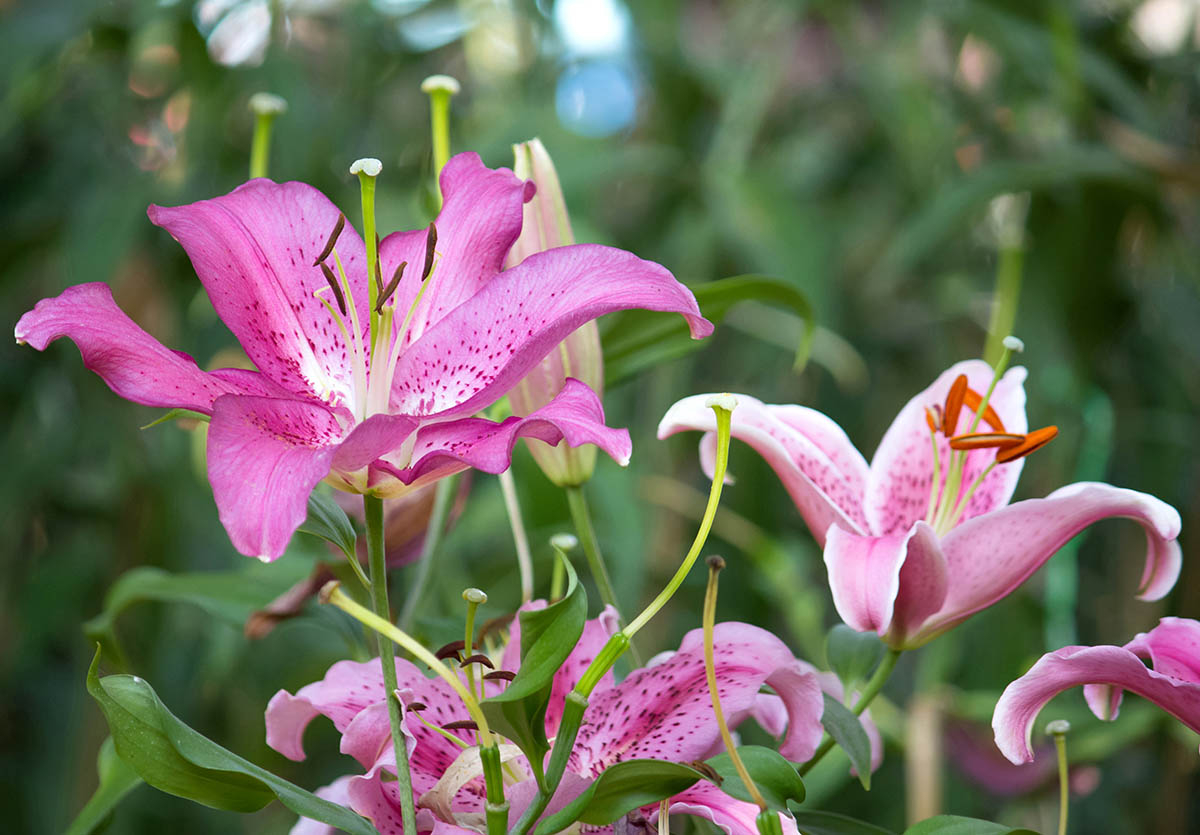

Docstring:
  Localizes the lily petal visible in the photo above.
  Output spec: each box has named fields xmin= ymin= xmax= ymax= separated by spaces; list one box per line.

xmin=14 ymin=282 xmax=272 ymax=413
xmin=149 ymin=179 xmax=368 ymax=406
xmin=824 ymin=522 xmax=946 ymax=646
xmin=922 ymin=482 xmax=1182 ymax=641
xmin=658 ymin=394 xmax=869 ymax=544
xmin=289 ymin=775 xmax=355 ymax=835
xmin=670 ymin=782 xmax=800 ymax=835
xmin=390 ymin=244 xmax=711 ymax=420
xmin=863 ymin=361 xmax=1028 ymax=536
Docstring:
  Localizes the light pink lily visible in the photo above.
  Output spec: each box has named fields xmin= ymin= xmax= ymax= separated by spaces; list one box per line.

xmin=266 ymin=607 xmax=833 ymax=835
xmin=994 ymin=617 xmax=1200 ymax=764
xmin=15 ymin=152 xmax=711 ymax=560
xmin=658 ymin=360 xmax=1181 ymax=648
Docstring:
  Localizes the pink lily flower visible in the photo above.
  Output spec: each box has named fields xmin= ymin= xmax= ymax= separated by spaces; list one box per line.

xmin=265 ymin=607 xmax=835 ymax=835
xmin=993 ymin=617 xmax=1200 ymax=764
xmin=15 ymin=153 xmax=711 ymax=560
xmin=658 ymin=360 xmax=1181 ymax=648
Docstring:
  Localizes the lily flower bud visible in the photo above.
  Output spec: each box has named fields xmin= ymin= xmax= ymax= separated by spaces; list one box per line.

xmin=506 ymin=138 xmax=603 ymax=487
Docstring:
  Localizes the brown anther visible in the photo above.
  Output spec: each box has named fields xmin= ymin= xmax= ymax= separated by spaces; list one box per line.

xmin=434 ymin=639 xmax=466 ymax=660
xmin=942 ymin=374 xmax=969 ymax=435
xmin=924 ymin=405 xmax=942 ymax=434
xmin=947 ymin=432 xmax=1024 ymax=451
xmin=421 ymin=222 xmax=438 ymax=280
xmin=405 ymin=701 xmax=427 ymax=712
xmin=313 ymin=213 xmax=346 ymax=266
xmin=483 ymin=670 xmax=517 ymax=682
xmin=374 ymin=259 xmax=384 ymax=294
xmin=319 ymin=262 xmax=348 ymax=316
xmin=962 ymin=388 xmax=1006 ymax=433
xmin=375 ymin=261 xmax=406 ymax=313
xmin=442 ymin=720 xmax=478 ymax=731
xmin=459 ymin=653 xmax=495 ymax=669
xmin=687 ymin=761 xmax=724 ymax=784
xmin=995 ymin=425 xmax=1058 ymax=464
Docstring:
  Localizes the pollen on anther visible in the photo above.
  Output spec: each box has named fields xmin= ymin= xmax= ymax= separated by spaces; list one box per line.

xmin=948 ymin=432 xmax=1024 ymax=451
xmin=942 ymin=374 xmax=968 ymax=434
xmin=995 ymin=425 xmax=1058 ymax=464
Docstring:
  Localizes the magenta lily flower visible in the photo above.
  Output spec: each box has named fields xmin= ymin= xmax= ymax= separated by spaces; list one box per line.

xmin=993 ymin=617 xmax=1200 ymax=764
xmin=658 ymin=360 xmax=1181 ymax=648
xmin=15 ymin=153 xmax=711 ymax=560
xmin=266 ymin=607 xmax=832 ymax=835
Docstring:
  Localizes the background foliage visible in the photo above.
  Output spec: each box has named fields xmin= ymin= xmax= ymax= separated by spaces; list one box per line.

xmin=3 ymin=0 xmax=1199 ymax=832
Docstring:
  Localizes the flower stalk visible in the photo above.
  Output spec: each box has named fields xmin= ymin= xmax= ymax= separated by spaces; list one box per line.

xmin=422 ymin=75 xmax=460 ymax=190
xmin=1047 ymin=719 xmax=1071 ymax=835
xmin=248 ymin=93 xmax=286 ymax=179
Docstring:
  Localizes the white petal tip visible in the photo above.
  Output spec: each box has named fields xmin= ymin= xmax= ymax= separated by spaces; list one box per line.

xmin=249 ymin=92 xmax=288 ymax=115
xmin=255 ymin=553 xmax=272 ymax=563
xmin=550 ymin=533 xmax=579 ymax=551
xmin=350 ymin=157 xmax=383 ymax=177
xmin=1044 ymin=719 xmax=1071 ymax=735
xmin=704 ymin=393 xmax=739 ymax=412
xmin=421 ymin=74 xmax=461 ymax=95
xmin=1002 ymin=335 xmax=1025 ymax=352
xmin=462 ymin=587 xmax=488 ymax=604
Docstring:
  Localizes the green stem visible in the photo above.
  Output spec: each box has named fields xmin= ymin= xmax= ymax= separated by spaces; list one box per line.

xmin=481 ymin=744 xmax=510 ymax=835
xmin=399 ymin=476 xmax=457 ymax=631
xmin=499 ymin=470 xmax=534 ymax=603
xmin=564 ymin=486 xmax=630 ymax=652
xmin=247 ymin=93 xmax=285 ymax=179
xmin=1049 ymin=721 xmax=1070 ymax=835
xmin=357 ymin=170 xmax=380 ymax=340
xmin=798 ymin=649 xmax=902 ymax=777
xmin=364 ymin=494 xmax=418 ymax=835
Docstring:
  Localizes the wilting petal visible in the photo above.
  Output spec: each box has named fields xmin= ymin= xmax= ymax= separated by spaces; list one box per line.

xmin=208 ymin=394 xmax=344 ymax=559
xmin=14 ymin=282 xmax=270 ymax=413
xmin=658 ymin=394 xmax=869 ymax=544
xmin=863 ymin=361 xmax=1027 ymax=536
xmin=824 ymin=522 xmax=946 ymax=646
xmin=992 ymin=634 xmax=1200 ymax=764
xmin=920 ymin=482 xmax=1182 ymax=641
xmin=149 ymin=179 xmax=368 ymax=406
xmin=572 ymin=623 xmax=823 ymax=772
xmin=390 ymin=244 xmax=711 ymax=419
xmin=670 ymin=782 xmax=800 ymax=835
xmin=289 ymin=775 xmax=355 ymax=835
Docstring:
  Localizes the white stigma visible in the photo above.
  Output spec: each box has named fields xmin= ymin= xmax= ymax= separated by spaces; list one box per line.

xmin=421 ymin=74 xmax=461 ymax=95
xmin=705 ymin=393 xmax=739 ymax=412
xmin=1002 ymin=335 xmax=1025 ymax=353
xmin=462 ymin=587 xmax=488 ymax=605
xmin=550 ymin=533 xmax=579 ymax=551
xmin=1045 ymin=719 xmax=1071 ymax=735
xmin=249 ymin=92 xmax=287 ymax=116
xmin=350 ymin=157 xmax=383 ymax=177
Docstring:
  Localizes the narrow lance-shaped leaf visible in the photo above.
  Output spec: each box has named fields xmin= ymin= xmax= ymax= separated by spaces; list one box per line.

xmin=902 ymin=817 xmax=1037 ymax=835
xmin=64 ymin=737 xmax=144 ymax=835
xmin=297 ymin=489 xmax=359 ymax=561
xmin=790 ymin=809 xmax=897 ymax=835
xmin=818 ymin=693 xmax=872 ymax=790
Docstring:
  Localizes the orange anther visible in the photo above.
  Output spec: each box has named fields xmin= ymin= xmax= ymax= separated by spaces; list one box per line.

xmin=942 ymin=375 xmax=968 ymax=435
xmin=924 ymin=406 xmax=941 ymax=433
xmin=996 ymin=426 xmax=1059 ymax=464
xmin=948 ymin=432 xmax=1024 ymax=451
xmin=962 ymin=388 xmax=1006 ymax=433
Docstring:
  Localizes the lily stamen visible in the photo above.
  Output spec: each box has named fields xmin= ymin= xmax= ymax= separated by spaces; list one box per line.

xmin=942 ymin=374 xmax=969 ymax=434
xmin=422 ymin=222 xmax=438 ymax=280
xmin=318 ymin=262 xmax=348 ymax=316
xmin=948 ymin=432 xmax=1024 ymax=451
xmin=996 ymin=425 xmax=1058 ymax=464
xmin=435 ymin=640 xmax=467 ymax=660
xmin=376 ymin=261 xmax=406 ymax=313
xmin=459 ymin=653 xmax=495 ymax=670
xmin=483 ymin=670 xmax=516 ymax=682
xmin=312 ymin=213 xmax=345 ymax=266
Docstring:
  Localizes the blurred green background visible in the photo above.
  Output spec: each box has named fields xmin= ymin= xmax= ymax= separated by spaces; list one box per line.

xmin=3 ymin=0 xmax=1199 ymax=832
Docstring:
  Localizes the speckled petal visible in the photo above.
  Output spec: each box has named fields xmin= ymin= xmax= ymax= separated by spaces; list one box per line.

xmin=389 ymin=244 xmax=710 ymax=419
xmin=149 ymin=179 xmax=368 ymax=406
xmin=14 ymin=282 xmax=275 ymax=413
xmin=669 ymin=782 xmax=800 ymax=835
xmin=864 ymin=361 xmax=1027 ymax=536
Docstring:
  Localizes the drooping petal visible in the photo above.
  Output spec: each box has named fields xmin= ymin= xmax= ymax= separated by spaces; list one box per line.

xmin=389 ymin=244 xmax=711 ymax=420
xmin=992 ymin=635 xmax=1200 ymax=764
xmin=571 ymin=623 xmax=823 ymax=773
xmin=373 ymin=378 xmax=631 ymax=493
xmin=823 ymin=522 xmax=946 ymax=646
xmin=149 ymin=179 xmax=368 ymax=406
xmin=864 ymin=361 xmax=1028 ymax=536
xmin=14 ymin=282 xmax=273 ymax=413
xmin=658 ymin=394 xmax=870 ymax=544
xmin=919 ymin=482 xmax=1182 ymax=642
xmin=669 ymin=781 xmax=801 ymax=835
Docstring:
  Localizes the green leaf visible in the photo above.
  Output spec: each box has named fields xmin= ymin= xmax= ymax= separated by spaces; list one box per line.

xmin=86 ymin=649 xmax=377 ymax=834
xmin=819 ymin=694 xmax=873 ymax=790
xmin=481 ymin=553 xmax=587 ymax=774
xmin=297 ymin=489 xmax=359 ymax=561
xmin=64 ymin=737 xmax=144 ymax=835
xmin=601 ymin=274 xmax=815 ymax=386
xmin=532 ymin=759 xmax=705 ymax=835
xmin=140 ymin=408 xmax=209 ymax=430
xmin=902 ymin=817 xmax=1038 ymax=835
xmin=825 ymin=626 xmax=885 ymax=691
xmin=704 ymin=746 xmax=805 ymax=812
xmin=792 ymin=809 xmax=897 ymax=835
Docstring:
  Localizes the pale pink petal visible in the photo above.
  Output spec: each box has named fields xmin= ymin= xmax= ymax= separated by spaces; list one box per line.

xmin=149 ymin=179 xmax=367 ymax=406
xmin=864 ymin=361 xmax=1028 ymax=536
xmin=288 ymin=775 xmax=355 ymax=835
xmin=14 ymin=282 xmax=271 ymax=413
xmin=824 ymin=522 xmax=946 ymax=646
xmin=330 ymin=412 xmax=420 ymax=474
xmin=992 ymin=638 xmax=1200 ymax=764
xmin=658 ymin=394 xmax=868 ymax=544
xmin=1123 ymin=617 xmax=1200 ymax=682
xmin=669 ymin=782 xmax=800 ymax=835
xmin=345 ymin=771 xmax=408 ymax=835
xmin=340 ymin=701 xmax=401 ymax=770
xmin=389 ymin=244 xmax=710 ymax=420
xmin=207 ymin=394 xmax=342 ymax=559
xmin=921 ymin=482 xmax=1182 ymax=641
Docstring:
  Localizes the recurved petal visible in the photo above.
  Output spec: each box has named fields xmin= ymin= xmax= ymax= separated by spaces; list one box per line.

xmin=1123 ymin=617 xmax=1200 ymax=683
xmin=922 ymin=482 xmax=1182 ymax=642
xmin=823 ymin=522 xmax=947 ymax=647
xmin=669 ymin=782 xmax=801 ymax=835
xmin=992 ymin=636 xmax=1200 ymax=764
xmin=14 ymin=282 xmax=268 ymax=413
xmin=864 ymin=361 xmax=1028 ymax=536
xmin=149 ymin=179 xmax=367 ymax=406
xmin=658 ymin=394 xmax=870 ymax=545
xmin=389 ymin=244 xmax=710 ymax=420
xmin=288 ymin=775 xmax=355 ymax=835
